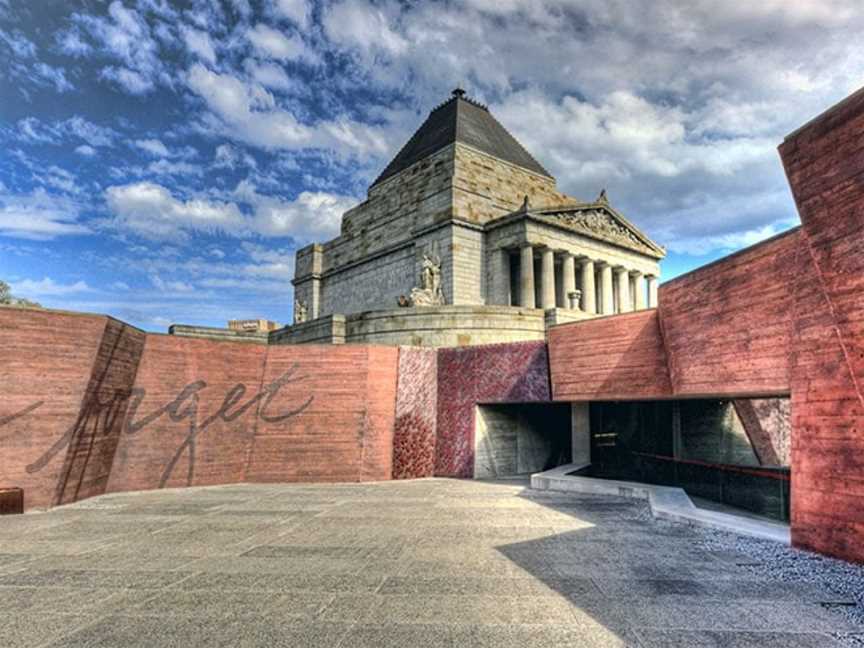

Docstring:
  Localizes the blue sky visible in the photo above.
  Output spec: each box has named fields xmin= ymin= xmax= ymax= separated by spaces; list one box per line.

xmin=1 ymin=0 xmax=862 ymax=331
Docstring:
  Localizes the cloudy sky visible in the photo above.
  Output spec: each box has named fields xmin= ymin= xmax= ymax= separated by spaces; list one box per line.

xmin=1 ymin=0 xmax=862 ymax=331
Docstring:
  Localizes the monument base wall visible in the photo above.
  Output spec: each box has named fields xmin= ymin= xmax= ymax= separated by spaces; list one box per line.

xmin=269 ymin=305 xmax=594 ymax=348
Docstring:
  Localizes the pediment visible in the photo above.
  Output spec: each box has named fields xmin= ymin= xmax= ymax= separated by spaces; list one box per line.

xmin=534 ymin=205 xmax=664 ymax=258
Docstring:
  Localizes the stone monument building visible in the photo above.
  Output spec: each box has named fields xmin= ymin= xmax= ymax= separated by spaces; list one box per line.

xmin=283 ymin=88 xmax=665 ymax=347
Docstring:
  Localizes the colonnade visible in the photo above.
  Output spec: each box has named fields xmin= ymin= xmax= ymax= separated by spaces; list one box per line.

xmin=515 ymin=244 xmax=658 ymax=313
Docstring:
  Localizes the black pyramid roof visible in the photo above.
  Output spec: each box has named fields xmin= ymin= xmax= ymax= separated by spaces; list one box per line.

xmin=370 ymin=89 xmax=553 ymax=188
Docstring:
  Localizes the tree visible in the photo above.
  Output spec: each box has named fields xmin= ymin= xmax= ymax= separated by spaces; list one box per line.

xmin=0 ymin=280 xmax=41 ymax=308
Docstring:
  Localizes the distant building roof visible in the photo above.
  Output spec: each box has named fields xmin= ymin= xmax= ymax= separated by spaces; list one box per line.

xmin=370 ymin=88 xmax=552 ymax=188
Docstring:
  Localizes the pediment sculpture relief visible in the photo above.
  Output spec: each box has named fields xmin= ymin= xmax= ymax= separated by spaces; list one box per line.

xmin=549 ymin=209 xmax=651 ymax=253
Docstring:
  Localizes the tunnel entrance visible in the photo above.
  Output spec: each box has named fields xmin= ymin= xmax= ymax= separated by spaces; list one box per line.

xmin=577 ymin=398 xmax=792 ymax=522
xmin=474 ymin=403 xmax=572 ymax=479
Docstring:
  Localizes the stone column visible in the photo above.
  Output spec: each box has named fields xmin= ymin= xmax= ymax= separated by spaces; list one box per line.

xmin=561 ymin=253 xmax=576 ymax=309
xmin=616 ymin=267 xmax=632 ymax=313
xmin=541 ymin=248 xmax=556 ymax=309
xmin=647 ymin=275 xmax=659 ymax=308
xmin=600 ymin=263 xmax=614 ymax=315
xmin=633 ymin=272 xmax=646 ymax=310
xmin=519 ymin=244 xmax=536 ymax=308
xmin=580 ymin=259 xmax=596 ymax=313
xmin=491 ymin=248 xmax=511 ymax=306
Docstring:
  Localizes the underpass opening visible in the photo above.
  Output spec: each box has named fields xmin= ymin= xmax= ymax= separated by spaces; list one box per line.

xmin=473 ymin=402 xmax=573 ymax=479
xmin=574 ymin=398 xmax=792 ymax=522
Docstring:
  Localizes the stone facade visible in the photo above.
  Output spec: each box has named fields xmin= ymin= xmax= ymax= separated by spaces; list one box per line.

xmin=288 ymin=91 xmax=666 ymax=347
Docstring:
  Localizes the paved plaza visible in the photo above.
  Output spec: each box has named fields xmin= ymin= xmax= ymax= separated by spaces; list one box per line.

xmin=0 ymin=478 xmax=861 ymax=647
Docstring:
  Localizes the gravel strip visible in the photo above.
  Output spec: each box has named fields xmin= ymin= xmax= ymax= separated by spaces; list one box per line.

xmin=627 ymin=501 xmax=864 ymax=646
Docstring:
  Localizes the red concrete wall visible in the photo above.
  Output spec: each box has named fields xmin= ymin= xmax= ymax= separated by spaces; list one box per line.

xmin=549 ymin=310 xmax=672 ymax=401
xmin=246 ymin=345 xmax=398 ymax=483
xmin=107 ymin=334 xmax=267 ymax=493
xmin=436 ymin=341 xmax=550 ymax=477
xmin=549 ymin=230 xmax=798 ymax=403
xmin=0 ymin=308 xmax=109 ymax=509
xmin=392 ymin=347 xmax=438 ymax=479
xmin=780 ymin=88 xmax=864 ymax=564
xmin=1 ymin=309 xmax=400 ymax=509
xmin=659 ymin=230 xmax=797 ymax=398
xmin=56 ymin=319 xmax=146 ymax=505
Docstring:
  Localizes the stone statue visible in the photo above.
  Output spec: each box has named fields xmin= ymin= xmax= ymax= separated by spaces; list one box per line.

xmin=568 ymin=289 xmax=583 ymax=310
xmin=294 ymin=300 xmax=308 ymax=324
xmin=398 ymin=254 xmax=446 ymax=307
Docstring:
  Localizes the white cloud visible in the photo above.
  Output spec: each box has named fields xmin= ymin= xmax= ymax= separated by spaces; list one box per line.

xmin=134 ymin=138 xmax=170 ymax=157
xmin=150 ymin=274 xmax=195 ymax=293
xmin=0 ymin=28 xmax=36 ymax=58
xmin=0 ymin=189 xmax=90 ymax=240
xmin=75 ymin=144 xmax=96 ymax=156
xmin=490 ymin=88 xmax=795 ymax=254
xmin=229 ymin=0 xmax=252 ymax=19
xmin=186 ymin=64 xmax=389 ymax=156
xmin=324 ymin=0 xmax=407 ymax=56
xmin=104 ymin=180 xmax=356 ymax=243
xmin=100 ymin=66 xmax=153 ymax=94
xmin=31 ymin=63 xmax=73 ymax=92
xmin=233 ymin=179 xmax=356 ymax=240
xmin=146 ymin=159 xmax=204 ymax=177
xmin=12 ymin=277 xmax=93 ymax=296
xmin=243 ymin=58 xmax=299 ymax=92
xmin=214 ymin=143 xmax=257 ymax=169
xmin=105 ymin=181 xmax=245 ymax=241
xmin=57 ymin=28 xmax=91 ymax=56
xmin=181 ymin=25 xmax=216 ymax=64
xmin=78 ymin=0 xmax=165 ymax=95
xmin=273 ymin=0 xmax=310 ymax=28
xmin=247 ymin=23 xmax=311 ymax=62
xmin=17 ymin=117 xmax=55 ymax=144
xmin=19 ymin=116 xmax=111 ymax=148
xmin=65 ymin=117 xmax=116 ymax=147
xmin=17 ymin=116 xmax=116 ymax=151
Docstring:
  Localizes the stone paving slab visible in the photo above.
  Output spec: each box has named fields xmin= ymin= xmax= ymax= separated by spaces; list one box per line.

xmin=0 ymin=478 xmax=859 ymax=647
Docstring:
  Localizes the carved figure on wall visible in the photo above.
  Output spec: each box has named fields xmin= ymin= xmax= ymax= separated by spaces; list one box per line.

xmin=397 ymin=254 xmax=446 ymax=307
xmin=294 ymin=300 xmax=308 ymax=324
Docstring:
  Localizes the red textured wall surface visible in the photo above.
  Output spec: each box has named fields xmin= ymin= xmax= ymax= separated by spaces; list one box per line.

xmin=549 ymin=233 xmax=798 ymax=402
xmin=780 ymin=88 xmax=864 ymax=563
xmin=436 ymin=341 xmax=550 ymax=477
xmin=1 ymin=310 xmax=400 ymax=510
xmin=549 ymin=310 xmax=672 ymax=401
xmin=107 ymin=334 xmax=267 ymax=493
xmin=659 ymin=230 xmax=798 ymax=398
xmin=246 ymin=345 xmax=398 ymax=484
xmin=56 ymin=319 xmax=145 ymax=505
xmin=392 ymin=347 xmax=438 ymax=479
xmin=0 ymin=309 xmax=110 ymax=509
